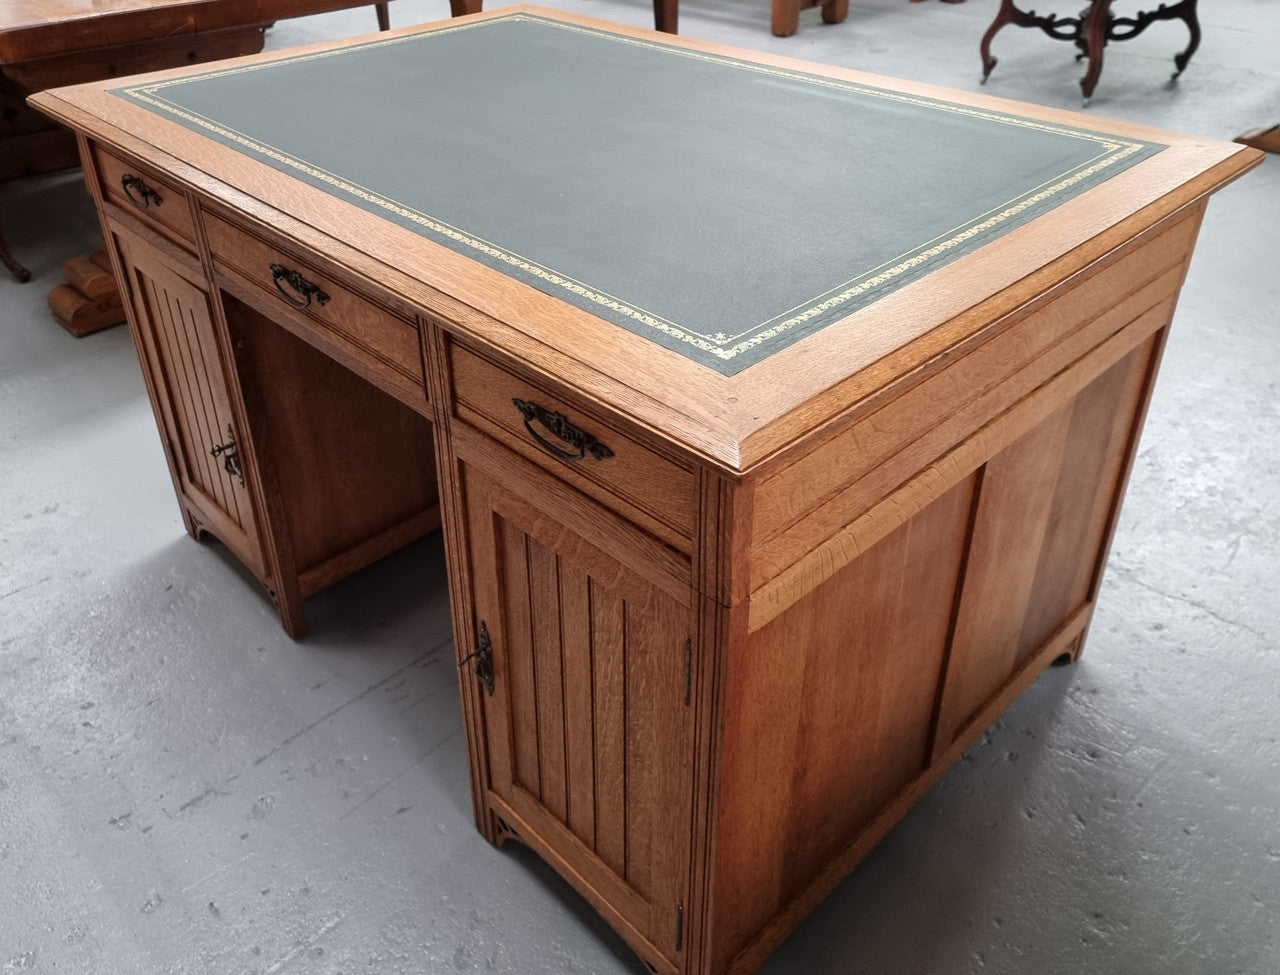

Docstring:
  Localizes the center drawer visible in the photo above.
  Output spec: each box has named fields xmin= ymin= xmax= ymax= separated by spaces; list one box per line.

xmin=203 ymin=211 xmax=427 ymax=410
xmin=450 ymin=343 xmax=696 ymax=552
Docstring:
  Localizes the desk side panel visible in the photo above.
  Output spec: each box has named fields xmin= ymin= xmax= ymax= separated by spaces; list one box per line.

xmin=747 ymin=201 xmax=1207 ymax=619
xmin=705 ymin=321 xmax=1171 ymax=974
xmin=708 ymin=475 xmax=977 ymax=972
xmin=933 ymin=327 xmax=1163 ymax=751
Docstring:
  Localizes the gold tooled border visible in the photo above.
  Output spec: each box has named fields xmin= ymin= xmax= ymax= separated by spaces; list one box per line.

xmin=118 ymin=12 xmax=1158 ymax=366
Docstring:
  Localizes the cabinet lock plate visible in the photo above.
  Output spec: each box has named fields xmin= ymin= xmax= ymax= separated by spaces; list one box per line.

xmin=460 ymin=621 xmax=496 ymax=695
xmin=209 ymin=424 xmax=244 ymax=486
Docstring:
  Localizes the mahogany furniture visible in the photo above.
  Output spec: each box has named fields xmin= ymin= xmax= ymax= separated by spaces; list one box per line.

xmin=0 ymin=211 xmax=31 ymax=281
xmin=0 ymin=0 xmax=474 ymax=283
xmin=765 ymin=0 xmax=847 ymax=37
xmin=31 ymin=8 xmax=1260 ymax=973
xmin=980 ymin=0 xmax=1200 ymax=105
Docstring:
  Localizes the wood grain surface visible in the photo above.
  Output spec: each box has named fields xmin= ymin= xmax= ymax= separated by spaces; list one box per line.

xmin=28 ymin=9 xmax=1264 ymax=972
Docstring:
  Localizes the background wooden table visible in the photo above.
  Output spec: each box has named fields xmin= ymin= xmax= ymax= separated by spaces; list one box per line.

xmin=0 ymin=0 xmax=476 ymax=290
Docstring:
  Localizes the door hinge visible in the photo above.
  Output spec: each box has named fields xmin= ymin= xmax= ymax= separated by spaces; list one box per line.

xmin=459 ymin=620 xmax=495 ymax=695
xmin=675 ymin=903 xmax=684 ymax=952
xmin=683 ymin=637 xmax=692 ymax=707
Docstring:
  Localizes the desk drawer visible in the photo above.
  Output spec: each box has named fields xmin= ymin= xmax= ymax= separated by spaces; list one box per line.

xmin=450 ymin=344 xmax=695 ymax=549
xmin=94 ymin=146 xmax=197 ymax=245
xmin=204 ymin=213 xmax=426 ymax=404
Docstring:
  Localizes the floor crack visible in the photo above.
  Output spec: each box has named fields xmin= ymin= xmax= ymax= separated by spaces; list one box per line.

xmin=252 ymin=639 xmax=451 ymax=768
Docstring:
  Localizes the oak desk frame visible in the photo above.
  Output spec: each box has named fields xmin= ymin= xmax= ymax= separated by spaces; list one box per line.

xmin=31 ymin=9 xmax=1261 ymax=974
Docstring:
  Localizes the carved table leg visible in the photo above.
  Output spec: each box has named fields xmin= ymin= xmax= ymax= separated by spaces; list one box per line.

xmin=1171 ymin=0 xmax=1201 ymax=77
xmin=978 ymin=0 xmax=1199 ymax=103
xmin=1107 ymin=0 xmax=1201 ymax=82
xmin=1079 ymin=0 xmax=1110 ymax=105
xmin=981 ymin=0 xmax=1079 ymax=83
xmin=0 ymin=215 xmax=32 ymax=284
xmin=981 ymin=0 xmax=1013 ymax=80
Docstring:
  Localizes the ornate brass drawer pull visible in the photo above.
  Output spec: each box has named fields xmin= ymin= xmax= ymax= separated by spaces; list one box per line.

xmin=512 ymin=398 xmax=614 ymax=463
xmin=121 ymin=173 xmax=163 ymax=210
xmin=269 ymin=263 xmax=331 ymax=310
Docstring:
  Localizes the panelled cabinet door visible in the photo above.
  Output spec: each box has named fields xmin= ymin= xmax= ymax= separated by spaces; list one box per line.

xmin=113 ymin=227 xmax=259 ymax=568
xmin=460 ymin=453 xmax=694 ymax=971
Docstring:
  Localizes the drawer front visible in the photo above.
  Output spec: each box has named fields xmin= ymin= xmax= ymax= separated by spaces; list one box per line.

xmin=94 ymin=146 xmax=197 ymax=245
xmin=451 ymin=344 xmax=696 ymax=547
xmin=203 ymin=213 xmax=426 ymax=402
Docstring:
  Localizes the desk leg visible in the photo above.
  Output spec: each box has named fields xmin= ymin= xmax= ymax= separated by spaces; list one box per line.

xmin=375 ymin=2 xmax=390 ymax=29
xmin=0 ymin=215 xmax=32 ymax=283
xmin=449 ymin=0 xmax=483 ymax=13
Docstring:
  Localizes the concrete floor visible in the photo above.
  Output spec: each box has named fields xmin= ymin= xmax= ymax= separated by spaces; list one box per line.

xmin=1 ymin=0 xmax=1278 ymax=971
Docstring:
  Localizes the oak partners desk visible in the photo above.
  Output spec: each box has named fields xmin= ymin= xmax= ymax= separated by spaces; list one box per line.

xmin=31 ymin=10 xmax=1261 ymax=973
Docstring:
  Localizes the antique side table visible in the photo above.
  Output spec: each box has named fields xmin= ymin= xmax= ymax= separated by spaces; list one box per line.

xmin=980 ymin=0 xmax=1200 ymax=104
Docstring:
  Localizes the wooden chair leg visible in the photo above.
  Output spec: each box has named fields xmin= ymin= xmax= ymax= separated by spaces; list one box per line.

xmin=0 ymin=214 xmax=32 ymax=284
xmin=375 ymin=1 xmax=390 ymax=30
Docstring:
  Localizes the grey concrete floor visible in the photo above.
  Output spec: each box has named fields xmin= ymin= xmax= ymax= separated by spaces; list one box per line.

xmin=1 ymin=0 xmax=1278 ymax=972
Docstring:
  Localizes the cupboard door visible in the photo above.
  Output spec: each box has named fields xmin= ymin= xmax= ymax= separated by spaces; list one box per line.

xmin=113 ymin=227 xmax=260 ymax=571
xmin=459 ymin=449 xmax=694 ymax=971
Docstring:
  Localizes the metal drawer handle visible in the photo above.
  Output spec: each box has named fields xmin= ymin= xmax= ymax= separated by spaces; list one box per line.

xmin=512 ymin=398 xmax=614 ymax=463
xmin=121 ymin=173 xmax=163 ymax=210
xmin=269 ymin=263 xmax=330 ymax=309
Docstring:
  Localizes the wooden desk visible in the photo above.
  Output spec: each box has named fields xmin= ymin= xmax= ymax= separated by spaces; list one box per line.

xmin=31 ymin=9 xmax=1260 ymax=973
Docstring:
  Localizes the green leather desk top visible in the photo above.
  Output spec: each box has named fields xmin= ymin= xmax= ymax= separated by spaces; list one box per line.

xmin=114 ymin=12 xmax=1163 ymax=375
